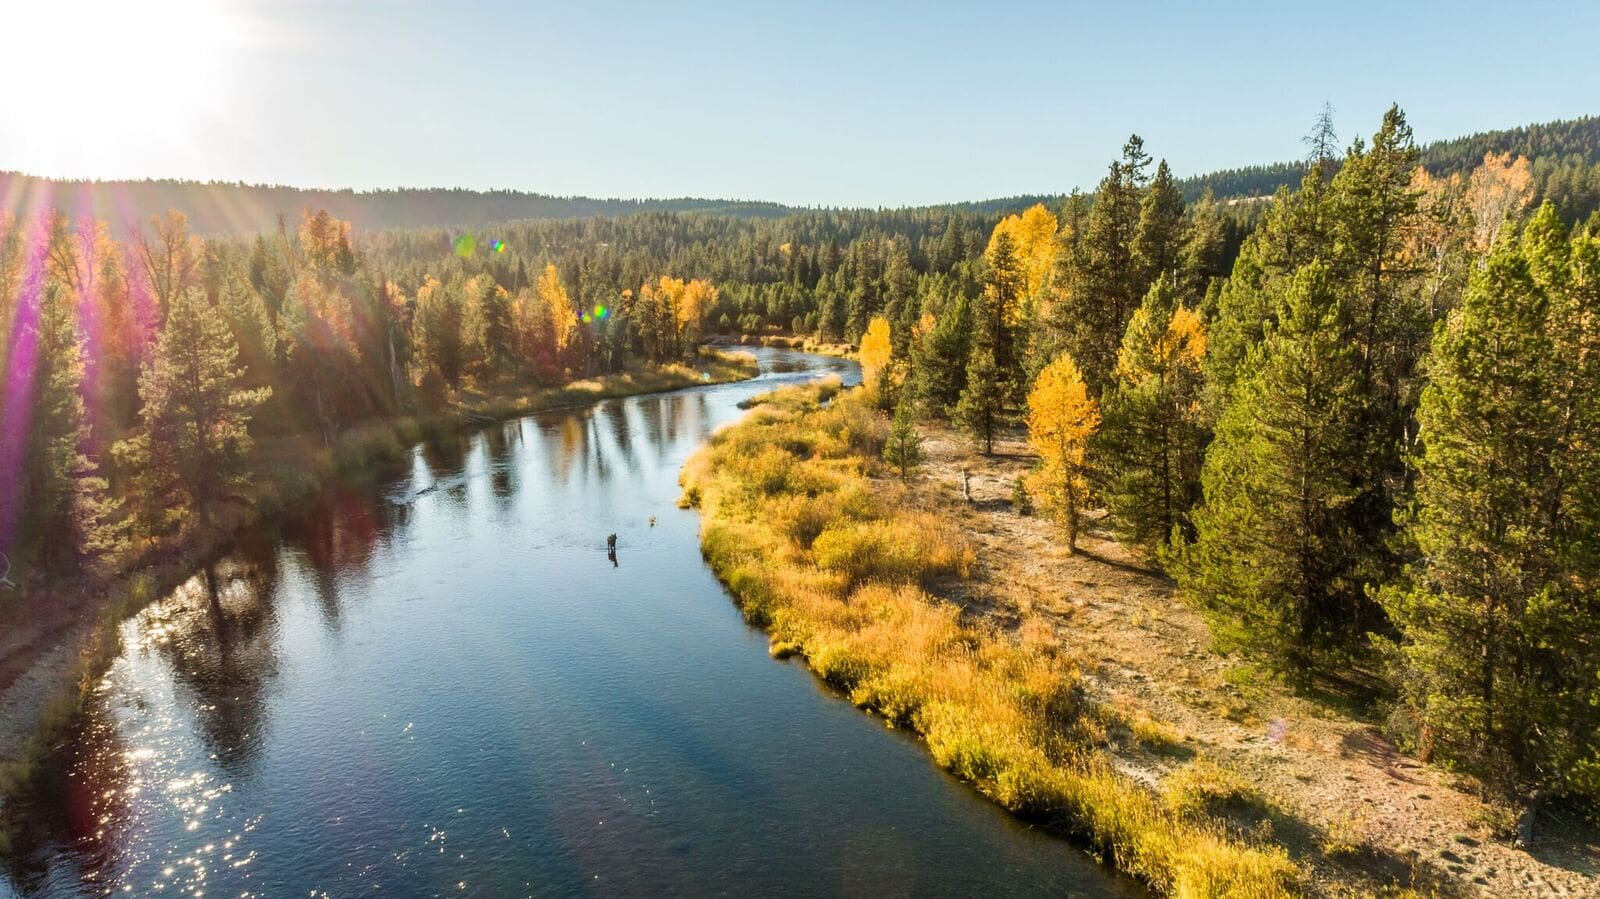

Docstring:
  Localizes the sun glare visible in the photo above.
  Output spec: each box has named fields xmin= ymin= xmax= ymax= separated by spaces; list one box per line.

xmin=4 ymin=0 xmax=248 ymax=173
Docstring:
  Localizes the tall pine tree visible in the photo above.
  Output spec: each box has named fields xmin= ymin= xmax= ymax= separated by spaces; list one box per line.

xmin=1177 ymin=261 xmax=1365 ymax=675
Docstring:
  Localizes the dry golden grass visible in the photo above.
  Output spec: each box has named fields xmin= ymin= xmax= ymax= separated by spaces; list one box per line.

xmin=681 ymin=382 xmax=1301 ymax=898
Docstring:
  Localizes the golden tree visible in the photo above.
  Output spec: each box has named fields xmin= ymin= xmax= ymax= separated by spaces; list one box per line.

xmin=1465 ymin=152 xmax=1534 ymax=251
xmin=1025 ymin=354 xmax=1099 ymax=552
xmin=858 ymin=315 xmax=893 ymax=388
xmin=677 ymin=277 xmax=718 ymax=353
xmin=988 ymin=203 xmax=1059 ymax=302
xmin=537 ymin=263 xmax=576 ymax=354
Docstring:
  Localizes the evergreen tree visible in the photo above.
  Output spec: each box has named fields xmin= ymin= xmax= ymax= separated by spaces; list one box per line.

xmin=914 ymin=292 xmax=971 ymax=414
xmin=10 ymin=281 xmax=118 ymax=571
xmin=982 ymin=230 xmax=1026 ymax=393
xmin=1178 ymin=188 xmax=1231 ymax=306
xmin=882 ymin=396 xmax=924 ymax=481
xmin=115 ymin=288 xmax=269 ymax=535
xmin=1381 ymin=212 xmax=1600 ymax=802
xmin=413 ymin=276 xmax=468 ymax=388
xmin=1133 ymin=160 xmax=1187 ymax=286
xmin=1053 ymin=137 xmax=1153 ymax=391
xmin=955 ymin=345 xmax=1003 ymax=454
xmin=1096 ymin=282 xmax=1208 ymax=553
xmin=218 ymin=269 xmax=277 ymax=388
xmin=1177 ymin=261 xmax=1365 ymax=674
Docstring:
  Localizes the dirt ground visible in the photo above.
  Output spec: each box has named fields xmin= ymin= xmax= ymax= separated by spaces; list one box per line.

xmin=908 ymin=423 xmax=1599 ymax=898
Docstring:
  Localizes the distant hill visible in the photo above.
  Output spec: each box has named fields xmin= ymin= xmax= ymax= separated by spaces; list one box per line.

xmin=0 ymin=172 xmax=795 ymax=235
xmin=5 ymin=115 xmax=1598 ymax=235
xmin=1176 ymin=115 xmax=1600 ymax=204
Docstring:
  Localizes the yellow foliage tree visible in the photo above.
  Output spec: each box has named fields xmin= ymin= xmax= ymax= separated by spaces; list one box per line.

xmin=1115 ymin=300 xmax=1207 ymax=385
xmin=678 ymin=277 xmax=718 ymax=349
xmin=1465 ymin=152 xmax=1534 ymax=251
xmin=987 ymin=203 xmax=1059 ymax=301
xmin=1026 ymin=354 xmax=1099 ymax=552
xmin=859 ymin=315 xmax=893 ymax=388
xmin=536 ymin=263 xmax=576 ymax=352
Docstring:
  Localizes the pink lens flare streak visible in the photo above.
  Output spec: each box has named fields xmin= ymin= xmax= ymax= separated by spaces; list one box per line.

xmin=0 ymin=214 xmax=56 ymax=556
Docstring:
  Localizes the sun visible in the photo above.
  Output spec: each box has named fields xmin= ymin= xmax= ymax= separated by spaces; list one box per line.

xmin=1 ymin=0 xmax=251 ymax=176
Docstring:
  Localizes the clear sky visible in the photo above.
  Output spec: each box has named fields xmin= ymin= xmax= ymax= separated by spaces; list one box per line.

xmin=2 ymin=0 xmax=1596 ymax=207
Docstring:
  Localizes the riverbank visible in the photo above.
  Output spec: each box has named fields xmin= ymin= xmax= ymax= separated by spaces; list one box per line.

xmin=706 ymin=332 xmax=857 ymax=358
xmin=682 ymin=379 xmax=1600 ymax=898
xmin=914 ymin=424 xmax=1599 ymax=898
xmin=678 ymin=380 xmax=1300 ymax=898
xmin=0 ymin=352 xmax=758 ymax=852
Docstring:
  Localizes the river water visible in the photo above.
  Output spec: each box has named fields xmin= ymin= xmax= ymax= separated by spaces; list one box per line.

xmin=4 ymin=349 xmax=1137 ymax=897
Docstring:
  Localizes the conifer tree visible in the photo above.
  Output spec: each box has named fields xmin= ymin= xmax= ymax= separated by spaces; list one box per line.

xmin=413 ymin=275 xmax=468 ymax=388
xmin=1381 ymin=211 xmax=1600 ymax=801
xmin=1177 ymin=261 xmax=1365 ymax=673
xmin=1096 ymin=281 xmax=1208 ymax=553
xmin=1133 ymin=160 xmax=1187 ymax=286
xmin=1052 ymin=137 xmax=1153 ymax=391
xmin=882 ymin=396 xmax=924 ymax=481
xmin=982 ymin=230 xmax=1026 ymax=394
xmin=1178 ymin=188 xmax=1231 ymax=307
xmin=955 ymin=345 xmax=1003 ymax=455
xmin=914 ymin=293 xmax=971 ymax=414
xmin=218 ymin=269 xmax=277 ymax=388
xmin=116 ymin=288 xmax=270 ymax=535
xmin=12 ymin=281 xmax=118 ymax=570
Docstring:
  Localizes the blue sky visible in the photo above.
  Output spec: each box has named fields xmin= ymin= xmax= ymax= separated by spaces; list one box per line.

xmin=3 ymin=0 xmax=1596 ymax=207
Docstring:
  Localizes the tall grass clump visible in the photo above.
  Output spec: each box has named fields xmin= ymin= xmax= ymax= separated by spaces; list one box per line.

xmin=681 ymin=381 xmax=1300 ymax=898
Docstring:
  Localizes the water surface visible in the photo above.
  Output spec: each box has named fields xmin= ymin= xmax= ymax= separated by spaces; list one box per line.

xmin=5 ymin=349 xmax=1138 ymax=897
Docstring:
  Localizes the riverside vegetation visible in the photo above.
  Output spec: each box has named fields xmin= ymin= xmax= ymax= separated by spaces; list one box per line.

xmin=681 ymin=379 xmax=1298 ymax=896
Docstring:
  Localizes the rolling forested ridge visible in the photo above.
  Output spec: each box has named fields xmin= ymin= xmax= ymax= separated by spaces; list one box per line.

xmin=3 ymin=104 xmax=1600 ymax=892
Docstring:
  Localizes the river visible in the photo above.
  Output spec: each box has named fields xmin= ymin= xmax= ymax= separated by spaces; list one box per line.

xmin=3 ymin=348 xmax=1137 ymax=897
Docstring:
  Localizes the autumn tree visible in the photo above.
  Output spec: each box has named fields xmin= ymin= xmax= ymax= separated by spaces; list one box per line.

xmin=1465 ymin=152 xmax=1535 ymax=251
xmin=1026 ymin=354 xmax=1100 ymax=552
xmin=988 ymin=203 xmax=1059 ymax=301
xmin=859 ymin=314 xmax=893 ymax=394
xmin=677 ymin=277 xmax=717 ymax=356
xmin=116 ymin=288 xmax=269 ymax=535
xmin=133 ymin=209 xmax=200 ymax=324
xmin=539 ymin=264 xmax=579 ymax=369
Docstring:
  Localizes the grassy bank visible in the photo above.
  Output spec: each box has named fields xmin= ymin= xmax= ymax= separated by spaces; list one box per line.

xmin=679 ymin=380 xmax=1301 ymax=898
xmin=0 ymin=352 xmax=758 ymax=854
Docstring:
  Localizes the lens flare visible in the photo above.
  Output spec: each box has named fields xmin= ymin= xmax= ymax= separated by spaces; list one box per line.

xmin=453 ymin=234 xmax=475 ymax=257
xmin=0 ymin=215 xmax=53 ymax=556
xmin=490 ymin=239 xmax=506 ymax=253
xmin=593 ymin=304 xmax=608 ymax=320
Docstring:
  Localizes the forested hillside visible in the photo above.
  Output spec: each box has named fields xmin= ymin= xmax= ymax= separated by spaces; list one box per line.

xmin=0 ymin=171 xmax=795 ymax=235
xmin=7 ymin=115 xmax=1599 ymax=238
xmin=1179 ymin=114 xmax=1600 ymax=214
